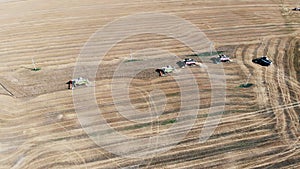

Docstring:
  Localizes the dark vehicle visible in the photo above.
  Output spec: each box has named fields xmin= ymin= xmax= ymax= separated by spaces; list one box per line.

xmin=292 ymin=7 xmax=300 ymax=11
xmin=252 ymin=56 xmax=272 ymax=66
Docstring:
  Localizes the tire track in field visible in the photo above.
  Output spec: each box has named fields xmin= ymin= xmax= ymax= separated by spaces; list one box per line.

xmin=262 ymin=37 xmax=288 ymax=142
xmin=229 ymin=37 xmax=300 ymax=168
xmin=265 ymin=37 xmax=299 ymax=145
xmin=235 ymin=42 xmax=269 ymax=108
xmin=275 ymin=37 xmax=299 ymax=143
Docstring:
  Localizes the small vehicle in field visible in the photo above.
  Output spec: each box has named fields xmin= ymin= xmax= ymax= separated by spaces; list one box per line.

xmin=252 ymin=56 xmax=272 ymax=66
xmin=292 ymin=7 xmax=300 ymax=11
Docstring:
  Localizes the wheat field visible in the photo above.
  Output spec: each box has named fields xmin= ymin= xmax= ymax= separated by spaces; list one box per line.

xmin=1 ymin=0 xmax=300 ymax=168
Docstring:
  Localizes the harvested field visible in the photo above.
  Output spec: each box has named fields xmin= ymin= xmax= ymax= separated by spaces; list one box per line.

xmin=1 ymin=0 xmax=300 ymax=168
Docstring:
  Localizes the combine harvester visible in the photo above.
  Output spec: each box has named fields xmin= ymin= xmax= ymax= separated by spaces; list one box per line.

xmin=155 ymin=58 xmax=208 ymax=77
xmin=180 ymin=58 xmax=207 ymax=68
xmin=155 ymin=65 xmax=175 ymax=77
xmin=218 ymin=54 xmax=232 ymax=62
xmin=211 ymin=54 xmax=232 ymax=64
xmin=68 ymin=77 xmax=90 ymax=89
